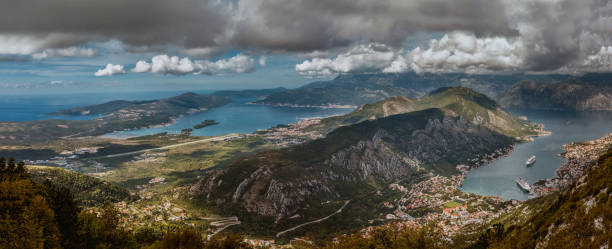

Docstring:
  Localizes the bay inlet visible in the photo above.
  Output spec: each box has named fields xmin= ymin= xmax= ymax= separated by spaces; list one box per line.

xmin=460 ymin=110 xmax=612 ymax=200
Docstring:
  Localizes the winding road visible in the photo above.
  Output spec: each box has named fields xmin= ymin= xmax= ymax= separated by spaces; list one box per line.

xmin=201 ymin=216 xmax=241 ymax=238
xmin=276 ymin=200 xmax=351 ymax=238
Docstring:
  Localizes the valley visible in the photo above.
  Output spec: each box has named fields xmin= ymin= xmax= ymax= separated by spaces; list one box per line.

xmin=2 ymin=84 xmax=611 ymax=248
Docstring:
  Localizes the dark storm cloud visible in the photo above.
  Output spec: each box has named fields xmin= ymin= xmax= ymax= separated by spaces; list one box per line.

xmin=295 ymin=0 xmax=612 ymax=74
xmin=1 ymin=0 xmax=612 ymax=73
xmin=515 ymin=0 xmax=612 ymax=71
xmin=230 ymin=0 xmax=516 ymax=52
xmin=0 ymin=0 xmax=227 ymax=49
xmin=0 ymin=0 xmax=514 ymax=53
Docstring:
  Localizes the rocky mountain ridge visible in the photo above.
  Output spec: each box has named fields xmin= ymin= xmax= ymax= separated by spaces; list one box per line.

xmin=310 ymin=87 xmax=544 ymax=140
xmin=255 ymin=73 xmax=571 ymax=107
xmin=189 ymin=106 xmax=520 ymax=230
xmin=500 ymin=80 xmax=612 ymax=111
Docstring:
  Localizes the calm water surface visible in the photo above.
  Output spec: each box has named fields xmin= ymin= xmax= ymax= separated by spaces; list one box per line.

xmin=0 ymin=92 xmax=352 ymax=138
xmin=460 ymin=111 xmax=612 ymax=200
xmin=104 ymin=97 xmax=352 ymax=138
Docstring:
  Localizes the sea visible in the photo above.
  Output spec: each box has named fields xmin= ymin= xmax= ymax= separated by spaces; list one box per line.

xmin=3 ymin=91 xmax=612 ymax=201
xmin=0 ymin=91 xmax=353 ymax=137
xmin=460 ymin=110 xmax=612 ymax=200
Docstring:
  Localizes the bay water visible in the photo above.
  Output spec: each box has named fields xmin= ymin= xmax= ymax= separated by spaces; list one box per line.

xmin=460 ymin=110 xmax=612 ymax=200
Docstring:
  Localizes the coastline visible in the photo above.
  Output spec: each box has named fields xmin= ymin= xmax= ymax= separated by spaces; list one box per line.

xmin=99 ymin=107 xmax=209 ymax=139
xmin=531 ymin=133 xmax=612 ymax=197
xmin=248 ymin=101 xmax=357 ymax=109
xmin=457 ymin=122 xmax=552 ymax=200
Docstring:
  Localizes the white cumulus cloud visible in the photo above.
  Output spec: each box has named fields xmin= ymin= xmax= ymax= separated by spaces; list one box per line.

xmin=131 ymin=60 xmax=152 ymax=73
xmin=295 ymin=32 xmax=527 ymax=76
xmin=131 ymin=54 xmax=256 ymax=76
xmin=295 ymin=43 xmax=400 ymax=77
xmin=94 ymin=64 xmax=126 ymax=76
xmin=407 ymin=32 xmax=524 ymax=73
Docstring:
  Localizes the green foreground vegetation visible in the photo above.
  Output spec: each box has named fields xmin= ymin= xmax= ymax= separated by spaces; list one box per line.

xmin=0 ymin=156 xmax=255 ymax=249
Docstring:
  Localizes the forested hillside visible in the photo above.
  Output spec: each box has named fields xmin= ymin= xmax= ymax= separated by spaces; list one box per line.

xmin=0 ymin=157 xmax=255 ymax=249
xmin=28 ymin=165 xmax=135 ymax=207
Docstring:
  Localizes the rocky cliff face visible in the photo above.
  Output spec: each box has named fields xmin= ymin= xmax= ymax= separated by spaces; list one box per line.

xmin=190 ymin=109 xmax=514 ymax=222
xmin=500 ymin=80 xmax=612 ymax=111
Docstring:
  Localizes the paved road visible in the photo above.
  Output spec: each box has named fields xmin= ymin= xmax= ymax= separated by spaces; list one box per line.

xmin=90 ymin=134 xmax=241 ymax=159
xmin=200 ymin=216 xmax=241 ymax=239
xmin=276 ymin=200 xmax=351 ymax=238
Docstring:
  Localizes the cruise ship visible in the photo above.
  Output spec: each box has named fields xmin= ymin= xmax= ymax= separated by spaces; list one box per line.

xmin=516 ymin=177 xmax=531 ymax=192
xmin=526 ymin=155 xmax=536 ymax=166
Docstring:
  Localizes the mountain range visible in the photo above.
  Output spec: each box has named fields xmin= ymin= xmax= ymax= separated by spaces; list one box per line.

xmin=189 ymin=87 xmax=542 ymax=237
xmin=500 ymin=80 xmax=612 ymax=111
xmin=254 ymin=73 xmax=571 ymax=107
xmin=309 ymin=87 xmax=543 ymax=139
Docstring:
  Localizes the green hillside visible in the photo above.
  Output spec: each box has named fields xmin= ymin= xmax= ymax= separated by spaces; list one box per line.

xmin=28 ymin=165 xmax=135 ymax=207
xmin=311 ymin=87 xmax=543 ymax=139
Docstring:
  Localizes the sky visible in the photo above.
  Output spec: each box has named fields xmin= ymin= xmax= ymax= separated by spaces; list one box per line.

xmin=1 ymin=0 xmax=611 ymax=94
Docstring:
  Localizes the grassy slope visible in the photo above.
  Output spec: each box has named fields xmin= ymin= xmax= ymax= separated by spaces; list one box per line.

xmin=311 ymin=87 xmax=541 ymax=139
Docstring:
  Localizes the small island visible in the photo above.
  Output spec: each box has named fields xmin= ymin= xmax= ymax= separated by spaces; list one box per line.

xmin=193 ymin=120 xmax=219 ymax=129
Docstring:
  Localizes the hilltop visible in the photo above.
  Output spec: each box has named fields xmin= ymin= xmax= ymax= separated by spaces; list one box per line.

xmin=310 ymin=87 xmax=544 ymax=139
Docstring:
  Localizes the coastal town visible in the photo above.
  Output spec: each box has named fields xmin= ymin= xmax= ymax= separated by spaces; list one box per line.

xmin=257 ymin=117 xmax=325 ymax=146
xmin=532 ymin=133 xmax=612 ymax=196
xmin=379 ymin=172 xmax=514 ymax=236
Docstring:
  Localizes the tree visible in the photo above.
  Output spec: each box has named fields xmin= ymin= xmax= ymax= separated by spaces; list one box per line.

xmin=0 ymin=170 xmax=62 ymax=249
xmin=158 ymin=228 xmax=204 ymax=249
xmin=43 ymin=181 xmax=81 ymax=249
